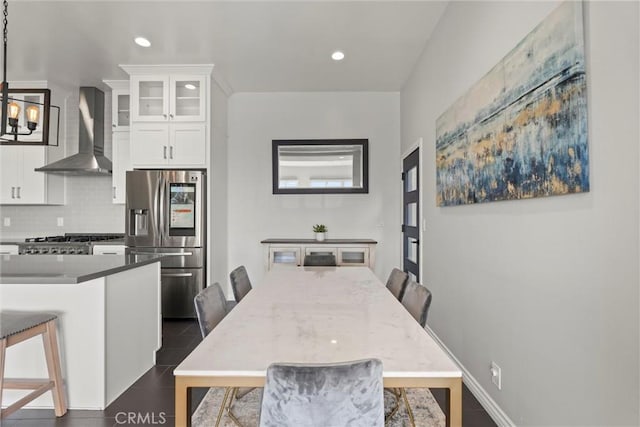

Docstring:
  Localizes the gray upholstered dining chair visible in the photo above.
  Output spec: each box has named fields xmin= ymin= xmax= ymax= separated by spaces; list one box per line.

xmin=400 ymin=280 xmax=433 ymax=328
xmin=193 ymin=283 xmax=247 ymax=427
xmin=387 ymin=280 xmax=433 ymax=425
xmin=258 ymin=358 xmax=384 ymax=427
xmin=229 ymin=265 xmax=252 ymax=302
xmin=385 ymin=268 xmax=409 ymax=301
xmin=194 ymin=282 xmax=228 ymax=339
xmin=303 ymin=254 xmax=337 ymax=266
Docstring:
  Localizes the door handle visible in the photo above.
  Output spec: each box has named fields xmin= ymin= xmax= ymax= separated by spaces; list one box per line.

xmin=113 ymin=186 xmax=116 ymax=199
xmin=16 ymin=187 xmax=21 ymax=199
xmin=169 ymin=113 xmax=174 ymax=119
xmin=161 ymin=272 xmax=193 ymax=278
xmin=163 ymin=146 xmax=167 ymax=159
xmin=410 ymin=240 xmax=420 ymax=245
xmin=169 ymin=146 xmax=173 ymax=159
xmin=163 ymin=113 xmax=167 ymax=119
xmin=11 ymin=187 xmax=15 ymax=199
xmin=131 ymin=251 xmax=193 ymax=256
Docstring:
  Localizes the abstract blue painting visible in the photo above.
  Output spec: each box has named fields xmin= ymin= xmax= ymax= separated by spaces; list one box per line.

xmin=435 ymin=1 xmax=589 ymax=206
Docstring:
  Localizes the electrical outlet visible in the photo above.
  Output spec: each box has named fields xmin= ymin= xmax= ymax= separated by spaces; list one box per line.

xmin=490 ymin=362 xmax=502 ymax=390
xmin=3 ymin=217 xmax=10 ymax=227
xmin=57 ymin=217 xmax=64 ymax=227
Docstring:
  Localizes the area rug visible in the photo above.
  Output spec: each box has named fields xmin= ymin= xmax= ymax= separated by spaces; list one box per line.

xmin=192 ymin=387 xmax=445 ymax=426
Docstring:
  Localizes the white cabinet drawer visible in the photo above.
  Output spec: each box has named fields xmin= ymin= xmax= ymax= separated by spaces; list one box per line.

xmin=92 ymin=245 xmax=126 ymax=255
xmin=0 ymin=244 xmax=19 ymax=255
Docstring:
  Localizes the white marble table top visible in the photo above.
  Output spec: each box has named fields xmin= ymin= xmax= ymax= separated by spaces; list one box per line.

xmin=174 ymin=267 xmax=461 ymax=379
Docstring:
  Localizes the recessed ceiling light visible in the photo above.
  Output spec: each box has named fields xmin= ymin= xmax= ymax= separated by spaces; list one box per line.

xmin=331 ymin=51 xmax=345 ymax=61
xmin=134 ymin=37 xmax=151 ymax=48
xmin=184 ymin=84 xmax=197 ymax=90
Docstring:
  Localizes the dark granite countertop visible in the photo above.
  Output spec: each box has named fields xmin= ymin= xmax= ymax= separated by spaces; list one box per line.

xmin=260 ymin=238 xmax=377 ymax=244
xmin=0 ymin=254 xmax=163 ymax=284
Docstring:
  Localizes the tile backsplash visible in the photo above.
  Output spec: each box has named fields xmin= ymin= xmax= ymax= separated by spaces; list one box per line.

xmin=0 ymin=176 xmax=125 ymax=238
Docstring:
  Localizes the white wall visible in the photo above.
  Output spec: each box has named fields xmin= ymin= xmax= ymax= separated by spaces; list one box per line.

xmin=401 ymin=1 xmax=639 ymax=425
xmin=227 ymin=92 xmax=400 ymax=289
xmin=210 ymin=79 xmax=230 ymax=293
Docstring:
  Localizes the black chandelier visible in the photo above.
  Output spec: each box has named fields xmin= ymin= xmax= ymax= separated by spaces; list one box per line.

xmin=0 ymin=0 xmax=58 ymax=145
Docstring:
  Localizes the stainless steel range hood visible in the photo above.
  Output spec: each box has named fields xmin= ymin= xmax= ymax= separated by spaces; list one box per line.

xmin=36 ymin=87 xmax=112 ymax=175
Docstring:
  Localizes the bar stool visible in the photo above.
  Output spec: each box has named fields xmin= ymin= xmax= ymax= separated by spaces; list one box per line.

xmin=0 ymin=311 xmax=67 ymax=419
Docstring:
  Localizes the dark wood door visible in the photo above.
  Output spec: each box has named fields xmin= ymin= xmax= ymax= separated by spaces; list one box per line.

xmin=402 ymin=148 xmax=420 ymax=281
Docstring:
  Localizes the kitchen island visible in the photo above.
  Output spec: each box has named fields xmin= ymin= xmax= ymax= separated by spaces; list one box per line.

xmin=0 ymin=254 xmax=163 ymax=409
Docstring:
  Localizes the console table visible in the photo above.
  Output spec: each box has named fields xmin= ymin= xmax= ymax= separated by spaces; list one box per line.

xmin=260 ymin=238 xmax=377 ymax=270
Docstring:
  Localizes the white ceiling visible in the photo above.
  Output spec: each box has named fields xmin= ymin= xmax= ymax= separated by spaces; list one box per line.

xmin=4 ymin=1 xmax=447 ymax=93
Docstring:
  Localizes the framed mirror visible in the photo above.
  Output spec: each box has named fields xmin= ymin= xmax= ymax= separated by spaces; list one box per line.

xmin=272 ymin=139 xmax=368 ymax=194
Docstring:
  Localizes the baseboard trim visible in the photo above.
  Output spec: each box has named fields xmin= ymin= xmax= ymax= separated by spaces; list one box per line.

xmin=425 ymin=325 xmax=515 ymax=427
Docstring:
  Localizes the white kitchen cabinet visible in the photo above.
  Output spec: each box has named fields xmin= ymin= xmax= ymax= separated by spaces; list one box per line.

xmin=112 ymin=91 xmax=130 ymax=131
xmin=262 ymin=239 xmax=377 ymax=271
xmin=0 ymin=145 xmax=63 ymax=205
xmin=111 ymin=132 xmax=131 ymax=204
xmin=104 ymin=80 xmax=132 ymax=205
xmin=130 ymin=123 xmax=206 ymax=168
xmin=92 ymin=244 xmax=126 ymax=255
xmin=0 ymin=244 xmax=19 ymax=255
xmin=130 ymin=75 xmax=206 ymax=123
xmin=122 ymin=65 xmax=212 ymax=169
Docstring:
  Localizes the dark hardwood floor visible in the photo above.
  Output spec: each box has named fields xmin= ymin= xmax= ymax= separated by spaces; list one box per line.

xmin=3 ymin=319 xmax=497 ymax=427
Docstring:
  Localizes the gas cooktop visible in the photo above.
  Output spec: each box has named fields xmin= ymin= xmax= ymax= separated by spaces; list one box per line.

xmin=19 ymin=233 xmax=124 ymax=255
xmin=24 ymin=233 xmax=124 ymax=243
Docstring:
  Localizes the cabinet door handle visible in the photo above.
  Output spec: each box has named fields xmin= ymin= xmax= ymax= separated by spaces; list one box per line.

xmin=163 ymin=146 xmax=167 ymax=159
xmin=163 ymin=113 xmax=167 ymax=119
xmin=169 ymin=113 xmax=174 ymax=119
xmin=16 ymin=187 xmax=21 ymax=199
xmin=11 ymin=187 xmax=15 ymax=199
xmin=169 ymin=146 xmax=173 ymax=159
xmin=112 ymin=124 xmax=116 ymax=128
xmin=113 ymin=186 xmax=116 ymax=199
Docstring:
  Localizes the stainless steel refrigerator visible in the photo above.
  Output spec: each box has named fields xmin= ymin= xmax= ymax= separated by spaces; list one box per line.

xmin=125 ymin=170 xmax=206 ymax=318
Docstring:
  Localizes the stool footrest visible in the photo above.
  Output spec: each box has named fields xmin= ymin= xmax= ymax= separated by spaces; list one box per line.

xmin=4 ymin=378 xmax=55 ymax=390
xmin=1 ymin=381 xmax=55 ymax=419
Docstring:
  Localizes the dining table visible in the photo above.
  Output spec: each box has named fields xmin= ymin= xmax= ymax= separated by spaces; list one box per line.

xmin=174 ymin=266 xmax=462 ymax=426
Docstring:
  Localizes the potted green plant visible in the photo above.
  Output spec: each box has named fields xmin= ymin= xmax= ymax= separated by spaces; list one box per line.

xmin=313 ymin=224 xmax=327 ymax=241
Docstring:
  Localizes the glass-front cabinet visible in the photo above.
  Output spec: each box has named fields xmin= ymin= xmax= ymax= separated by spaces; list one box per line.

xmin=132 ymin=75 xmax=169 ymax=122
xmin=262 ymin=239 xmax=377 ymax=270
xmin=104 ymin=80 xmax=132 ymax=204
xmin=113 ymin=90 xmax=130 ymax=130
xmin=122 ymin=64 xmax=212 ymax=170
xmin=269 ymin=247 xmax=302 ymax=267
xmin=131 ymin=75 xmax=206 ymax=122
xmin=171 ymin=76 xmax=206 ymax=122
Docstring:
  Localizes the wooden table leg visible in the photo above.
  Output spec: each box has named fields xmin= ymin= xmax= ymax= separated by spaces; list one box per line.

xmin=449 ymin=378 xmax=462 ymax=427
xmin=0 ymin=338 xmax=6 ymax=419
xmin=175 ymin=377 xmax=189 ymax=427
